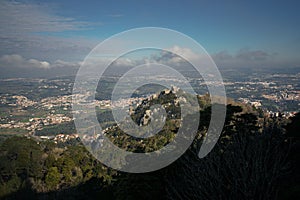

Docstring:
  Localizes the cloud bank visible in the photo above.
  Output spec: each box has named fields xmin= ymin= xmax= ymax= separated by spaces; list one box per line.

xmin=0 ymin=55 xmax=50 ymax=69
xmin=212 ymin=49 xmax=299 ymax=68
xmin=0 ymin=54 xmax=81 ymax=78
xmin=0 ymin=46 xmax=298 ymax=78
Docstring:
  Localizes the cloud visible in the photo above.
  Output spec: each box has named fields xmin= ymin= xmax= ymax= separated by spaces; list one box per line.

xmin=112 ymin=58 xmax=135 ymax=67
xmin=149 ymin=46 xmax=298 ymax=69
xmin=0 ymin=0 xmax=97 ymax=62
xmin=150 ymin=46 xmax=199 ymax=66
xmin=1 ymin=47 xmax=297 ymax=78
xmin=166 ymin=46 xmax=200 ymax=61
xmin=0 ymin=54 xmax=50 ymax=69
xmin=212 ymin=51 xmax=233 ymax=61
xmin=51 ymin=60 xmax=81 ymax=68
xmin=0 ymin=54 xmax=82 ymax=70
xmin=236 ymin=49 xmax=270 ymax=61
xmin=211 ymin=49 xmax=286 ymax=68
xmin=0 ymin=1 xmax=92 ymax=36
xmin=148 ymin=46 xmax=298 ymax=69
xmin=0 ymin=54 xmax=82 ymax=78
xmin=213 ymin=49 xmax=272 ymax=63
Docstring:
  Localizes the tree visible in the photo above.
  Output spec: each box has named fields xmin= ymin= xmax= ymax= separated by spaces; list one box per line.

xmin=45 ymin=167 xmax=60 ymax=190
xmin=163 ymin=105 xmax=291 ymax=200
xmin=61 ymin=157 xmax=75 ymax=184
xmin=285 ymin=112 xmax=300 ymax=138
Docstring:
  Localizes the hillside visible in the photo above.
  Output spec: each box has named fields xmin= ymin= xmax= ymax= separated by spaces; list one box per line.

xmin=0 ymin=90 xmax=299 ymax=199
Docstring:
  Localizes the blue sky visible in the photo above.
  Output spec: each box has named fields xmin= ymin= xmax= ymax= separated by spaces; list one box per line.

xmin=0 ymin=0 xmax=299 ymax=69
xmin=41 ymin=0 xmax=300 ymax=53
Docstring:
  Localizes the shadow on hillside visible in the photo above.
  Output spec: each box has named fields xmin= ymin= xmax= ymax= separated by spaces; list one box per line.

xmin=2 ymin=178 xmax=115 ymax=200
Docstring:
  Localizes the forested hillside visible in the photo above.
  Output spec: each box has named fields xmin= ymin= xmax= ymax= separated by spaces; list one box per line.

xmin=0 ymin=94 xmax=299 ymax=200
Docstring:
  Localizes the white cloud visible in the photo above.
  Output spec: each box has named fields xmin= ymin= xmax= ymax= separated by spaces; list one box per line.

xmin=28 ymin=59 xmax=50 ymax=69
xmin=166 ymin=46 xmax=200 ymax=61
xmin=0 ymin=54 xmax=83 ymax=70
xmin=0 ymin=53 xmax=85 ymax=78
xmin=113 ymin=58 xmax=135 ymax=67
xmin=0 ymin=54 xmax=50 ymax=69
xmin=148 ymin=45 xmax=210 ymax=69
xmin=51 ymin=60 xmax=81 ymax=68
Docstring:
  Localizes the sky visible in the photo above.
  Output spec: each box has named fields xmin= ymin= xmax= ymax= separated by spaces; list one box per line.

xmin=0 ymin=0 xmax=300 ymax=76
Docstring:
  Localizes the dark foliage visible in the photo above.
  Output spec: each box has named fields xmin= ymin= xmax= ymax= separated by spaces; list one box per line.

xmin=0 ymin=106 xmax=299 ymax=200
